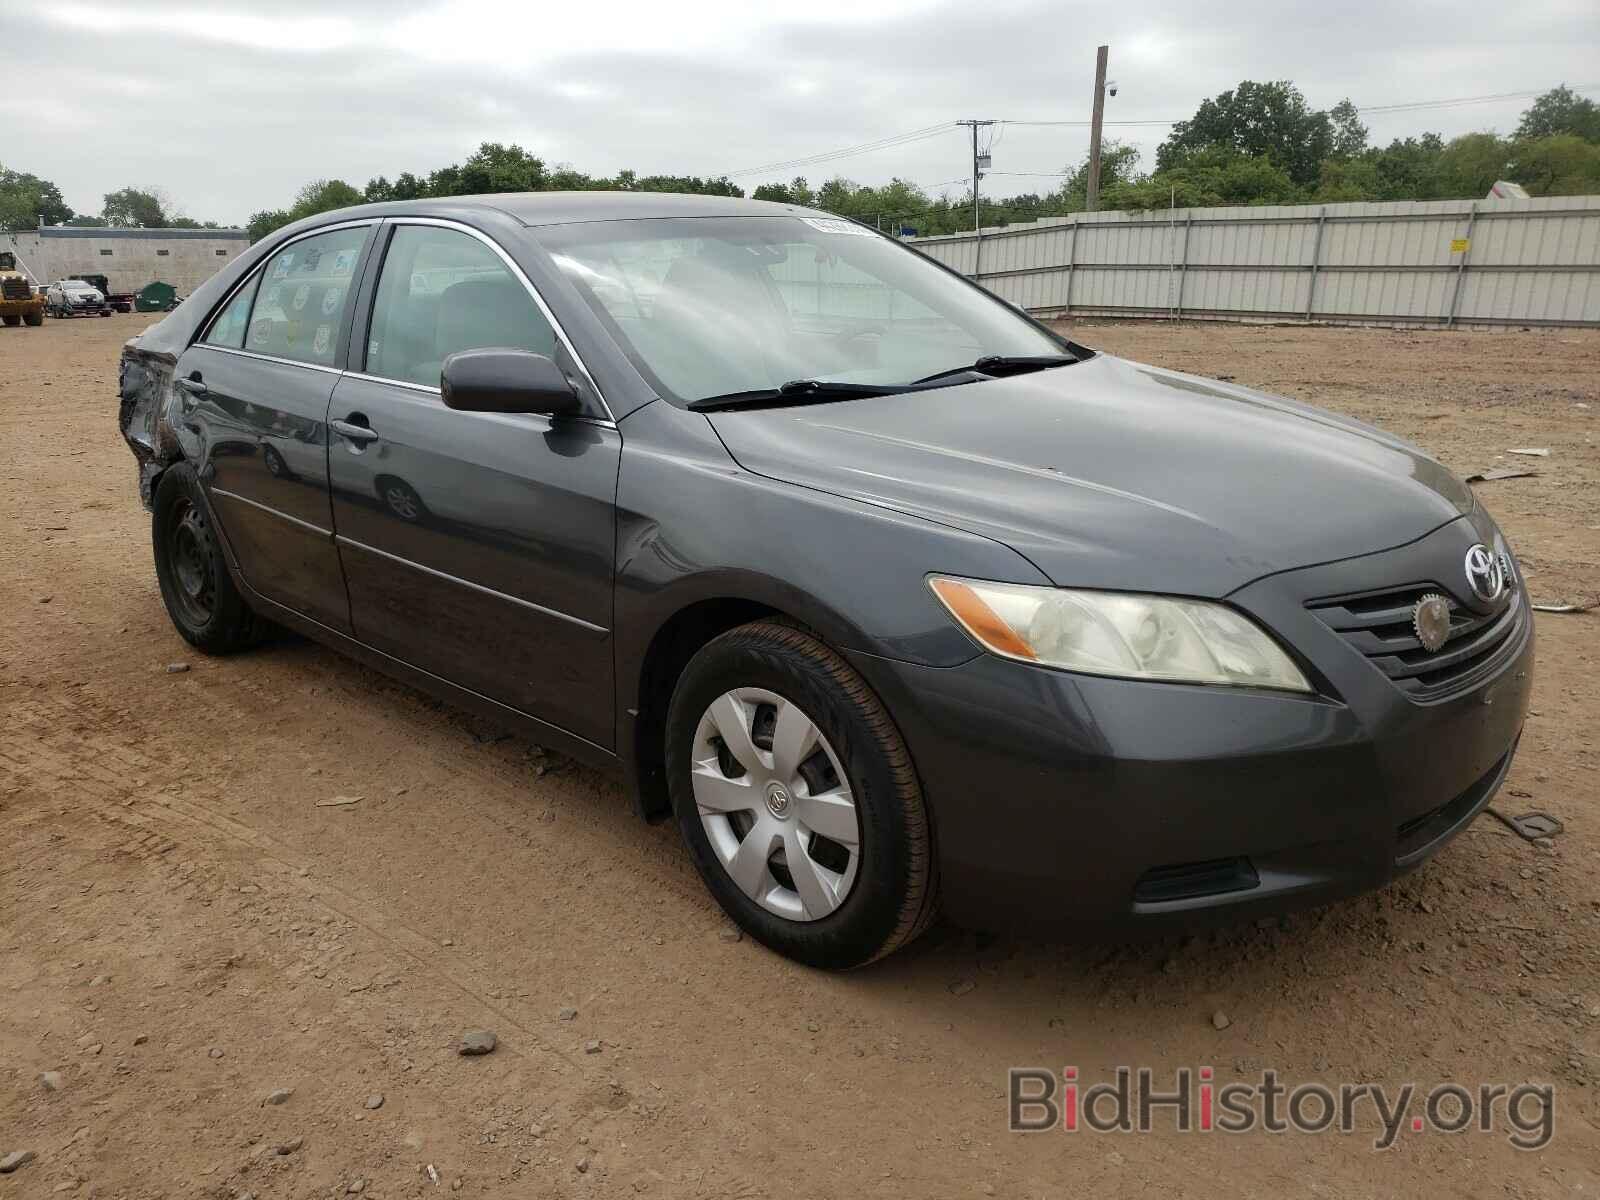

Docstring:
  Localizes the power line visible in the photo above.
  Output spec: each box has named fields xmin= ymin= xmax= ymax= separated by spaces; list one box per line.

xmin=725 ymin=83 xmax=1600 ymax=182
xmin=995 ymin=83 xmax=1600 ymax=128
xmin=724 ymin=123 xmax=957 ymax=178
xmin=1355 ymin=84 xmax=1599 ymax=114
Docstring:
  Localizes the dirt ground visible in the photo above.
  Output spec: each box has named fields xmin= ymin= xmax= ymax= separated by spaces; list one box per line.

xmin=2 ymin=314 xmax=1597 ymax=1198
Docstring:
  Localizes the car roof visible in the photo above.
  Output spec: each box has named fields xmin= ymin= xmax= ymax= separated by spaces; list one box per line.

xmin=317 ymin=191 xmax=822 ymax=229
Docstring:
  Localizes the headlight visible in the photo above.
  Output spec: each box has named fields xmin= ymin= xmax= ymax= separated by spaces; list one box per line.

xmin=928 ymin=576 xmax=1312 ymax=692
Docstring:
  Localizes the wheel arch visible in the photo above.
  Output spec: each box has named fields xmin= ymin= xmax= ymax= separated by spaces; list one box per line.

xmin=623 ymin=583 xmax=863 ymax=822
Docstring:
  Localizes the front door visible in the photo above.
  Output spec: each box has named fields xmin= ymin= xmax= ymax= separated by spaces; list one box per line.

xmin=327 ymin=220 xmax=619 ymax=748
xmin=178 ymin=222 xmax=375 ymax=632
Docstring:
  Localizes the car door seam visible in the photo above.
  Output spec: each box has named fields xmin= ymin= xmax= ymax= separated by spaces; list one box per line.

xmin=333 ymin=534 xmax=610 ymax=635
xmin=210 ymin=486 xmax=334 ymax=538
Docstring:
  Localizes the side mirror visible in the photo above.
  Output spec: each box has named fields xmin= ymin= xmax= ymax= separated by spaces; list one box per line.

xmin=441 ymin=348 xmax=581 ymax=416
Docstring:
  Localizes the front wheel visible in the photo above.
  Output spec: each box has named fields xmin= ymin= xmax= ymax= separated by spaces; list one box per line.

xmin=152 ymin=462 xmax=263 ymax=654
xmin=666 ymin=620 xmax=937 ymax=969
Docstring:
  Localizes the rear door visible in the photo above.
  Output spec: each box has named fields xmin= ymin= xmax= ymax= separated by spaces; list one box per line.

xmin=326 ymin=218 xmax=620 ymax=748
xmin=175 ymin=221 xmax=376 ymax=632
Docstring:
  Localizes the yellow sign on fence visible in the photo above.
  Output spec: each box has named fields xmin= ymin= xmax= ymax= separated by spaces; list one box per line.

xmin=1450 ymin=237 xmax=1471 ymax=254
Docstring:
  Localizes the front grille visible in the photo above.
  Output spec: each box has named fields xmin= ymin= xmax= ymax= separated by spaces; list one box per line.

xmin=1 ymin=278 xmax=30 ymax=301
xmin=1308 ymin=582 xmax=1523 ymax=700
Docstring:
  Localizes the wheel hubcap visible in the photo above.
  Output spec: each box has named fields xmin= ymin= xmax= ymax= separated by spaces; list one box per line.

xmin=692 ymin=688 xmax=860 ymax=923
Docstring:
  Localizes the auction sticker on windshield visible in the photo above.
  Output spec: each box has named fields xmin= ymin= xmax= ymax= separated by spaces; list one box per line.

xmin=801 ymin=217 xmax=876 ymax=237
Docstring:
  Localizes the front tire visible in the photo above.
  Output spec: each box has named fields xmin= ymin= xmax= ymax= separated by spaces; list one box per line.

xmin=152 ymin=462 xmax=263 ymax=654
xmin=666 ymin=620 xmax=937 ymax=969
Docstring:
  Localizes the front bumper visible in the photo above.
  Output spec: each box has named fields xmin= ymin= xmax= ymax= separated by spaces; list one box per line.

xmin=849 ymin=516 xmax=1534 ymax=934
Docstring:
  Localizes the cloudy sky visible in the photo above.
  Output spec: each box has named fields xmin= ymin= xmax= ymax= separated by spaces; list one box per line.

xmin=2 ymin=0 xmax=1596 ymax=226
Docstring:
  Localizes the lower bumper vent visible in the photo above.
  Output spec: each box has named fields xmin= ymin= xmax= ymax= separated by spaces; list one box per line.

xmin=1133 ymin=857 xmax=1260 ymax=904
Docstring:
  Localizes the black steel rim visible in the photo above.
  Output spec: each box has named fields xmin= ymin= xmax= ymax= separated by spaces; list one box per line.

xmin=167 ymin=498 xmax=216 ymax=626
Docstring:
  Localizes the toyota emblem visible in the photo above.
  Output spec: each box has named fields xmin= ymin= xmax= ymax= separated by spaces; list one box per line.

xmin=1463 ymin=544 xmax=1506 ymax=605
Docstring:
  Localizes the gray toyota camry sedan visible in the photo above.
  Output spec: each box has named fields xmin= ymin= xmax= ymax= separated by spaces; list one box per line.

xmin=118 ymin=192 xmax=1532 ymax=969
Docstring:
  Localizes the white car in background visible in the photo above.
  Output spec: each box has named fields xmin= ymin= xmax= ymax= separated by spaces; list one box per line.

xmin=46 ymin=278 xmax=112 ymax=318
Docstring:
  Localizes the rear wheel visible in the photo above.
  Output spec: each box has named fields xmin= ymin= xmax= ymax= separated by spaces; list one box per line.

xmin=1 ymin=314 xmax=18 ymax=327
xmin=666 ymin=620 xmax=937 ymax=969
xmin=152 ymin=462 xmax=263 ymax=654
xmin=23 ymin=310 xmax=42 ymax=327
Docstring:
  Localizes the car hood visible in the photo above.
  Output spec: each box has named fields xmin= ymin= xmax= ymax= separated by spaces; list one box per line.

xmin=706 ymin=352 xmax=1474 ymax=597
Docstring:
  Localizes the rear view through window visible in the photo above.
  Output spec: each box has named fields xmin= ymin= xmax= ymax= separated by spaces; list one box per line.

xmin=365 ymin=224 xmax=556 ymax=388
xmin=245 ymin=226 xmax=366 ymax=366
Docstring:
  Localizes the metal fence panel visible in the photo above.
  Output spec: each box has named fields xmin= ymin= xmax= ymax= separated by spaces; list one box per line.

xmin=907 ymin=195 xmax=1600 ymax=328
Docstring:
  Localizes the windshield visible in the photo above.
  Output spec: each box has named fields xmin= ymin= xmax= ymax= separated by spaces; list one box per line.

xmin=538 ymin=215 xmax=1065 ymax=404
xmin=65 ymin=281 xmax=96 ymax=292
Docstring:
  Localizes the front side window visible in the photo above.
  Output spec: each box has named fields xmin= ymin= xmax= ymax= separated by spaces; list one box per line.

xmin=540 ymin=215 xmax=1063 ymax=404
xmin=245 ymin=226 xmax=367 ymax=366
xmin=203 ymin=274 xmax=261 ymax=350
xmin=365 ymin=225 xmax=556 ymax=389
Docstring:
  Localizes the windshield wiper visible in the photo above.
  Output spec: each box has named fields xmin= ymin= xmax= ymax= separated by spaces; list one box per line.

xmin=912 ymin=353 xmax=1078 ymax=386
xmin=687 ymin=379 xmax=910 ymax=412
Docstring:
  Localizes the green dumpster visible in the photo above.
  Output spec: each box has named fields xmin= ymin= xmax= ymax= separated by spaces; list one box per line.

xmin=136 ymin=281 xmax=178 ymax=312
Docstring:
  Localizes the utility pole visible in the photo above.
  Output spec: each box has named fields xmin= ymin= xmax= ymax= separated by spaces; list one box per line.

xmin=957 ymin=119 xmax=995 ymax=232
xmin=957 ymin=119 xmax=995 ymax=277
xmin=1085 ymin=44 xmax=1109 ymax=212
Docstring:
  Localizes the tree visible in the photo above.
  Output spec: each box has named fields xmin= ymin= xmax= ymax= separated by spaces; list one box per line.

xmin=1362 ymin=133 xmax=1447 ymax=200
xmin=102 ymin=187 xmax=170 ymax=227
xmin=246 ymin=209 xmax=290 ymax=243
xmin=1158 ymin=81 xmax=1333 ymax=187
xmin=0 ymin=164 xmax=74 ymax=229
xmin=1433 ymin=133 xmax=1513 ymax=198
xmin=1313 ymin=156 xmax=1383 ymax=202
xmin=291 ymin=179 xmax=364 ymax=215
xmin=1329 ymin=99 xmax=1368 ymax=159
xmin=429 ymin=142 xmax=547 ymax=197
xmin=1509 ymin=134 xmax=1600 ymax=195
xmin=102 ymin=187 xmax=172 ymax=227
xmin=1053 ymin=140 xmax=1142 ymax=209
xmin=64 ymin=214 xmax=108 ymax=227
xmin=1516 ymin=85 xmax=1600 ymax=143
xmin=752 ymin=177 xmax=817 ymax=207
xmin=245 ymin=179 xmax=363 ymax=242
xmin=1108 ymin=145 xmax=1302 ymax=210
xmin=364 ymin=172 xmax=428 ymax=203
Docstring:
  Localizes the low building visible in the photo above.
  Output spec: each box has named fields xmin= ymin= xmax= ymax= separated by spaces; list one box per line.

xmin=2 ymin=226 xmax=250 ymax=296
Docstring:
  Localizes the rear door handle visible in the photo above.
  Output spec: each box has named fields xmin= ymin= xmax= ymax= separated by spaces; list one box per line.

xmin=331 ymin=417 xmax=379 ymax=444
xmin=178 ymin=376 xmax=208 ymax=396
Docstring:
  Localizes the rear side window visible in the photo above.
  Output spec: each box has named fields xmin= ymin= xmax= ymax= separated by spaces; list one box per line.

xmin=365 ymin=225 xmax=555 ymax=388
xmin=203 ymin=274 xmax=260 ymax=349
xmin=246 ymin=226 xmax=367 ymax=366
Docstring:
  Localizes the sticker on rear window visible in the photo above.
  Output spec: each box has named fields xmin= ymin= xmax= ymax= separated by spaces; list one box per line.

xmin=800 ymin=217 xmax=876 ymax=237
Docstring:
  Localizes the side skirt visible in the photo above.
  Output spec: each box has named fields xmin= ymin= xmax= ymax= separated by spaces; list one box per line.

xmin=180 ymin=470 xmax=621 ymax=781
xmin=239 ymin=581 xmax=620 ymax=774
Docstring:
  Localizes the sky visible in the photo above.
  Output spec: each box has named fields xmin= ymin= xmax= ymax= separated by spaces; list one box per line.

xmin=2 ymin=0 xmax=1597 ymax=227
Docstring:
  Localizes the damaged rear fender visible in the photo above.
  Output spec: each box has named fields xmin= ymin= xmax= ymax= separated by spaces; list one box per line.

xmin=118 ymin=344 xmax=195 ymax=508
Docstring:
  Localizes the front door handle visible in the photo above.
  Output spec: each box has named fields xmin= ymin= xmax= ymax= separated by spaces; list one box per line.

xmin=331 ymin=417 xmax=379 ymax=445
xmin=178 ymin=376 xmax=208 ymax=396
